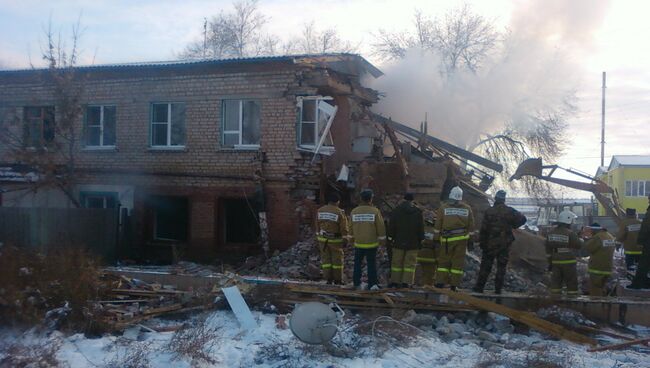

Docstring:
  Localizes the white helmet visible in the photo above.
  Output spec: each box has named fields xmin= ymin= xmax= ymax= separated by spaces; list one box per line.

xmin=449 ymin=186 xmax=463 ymax=201
xmin=557 ymin=210 xmax=577 ymax=225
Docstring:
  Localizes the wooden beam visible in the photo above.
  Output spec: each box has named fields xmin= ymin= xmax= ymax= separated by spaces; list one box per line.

xmin=280 ymin=298 xmax=474 ymax=312
xmin=383 ymin=120 xmax=410 ymax=190
xmin=589 ymin=336 xmax=650 ymax=352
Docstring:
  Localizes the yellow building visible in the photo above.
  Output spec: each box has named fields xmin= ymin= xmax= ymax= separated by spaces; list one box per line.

xmin=597 ymin=155 xmax=650 ymax=217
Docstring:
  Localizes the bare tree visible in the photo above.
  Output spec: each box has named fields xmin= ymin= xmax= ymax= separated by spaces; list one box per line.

xmin=181 ymin=2 xmax=355 ymax=59
xmin=180 ymin=0 xmax=269 ymax=59
xmin=373 ymin=6 xmax=498 ymax=74
xmin=0 ymin=19 xmax=85 ymax=207
xmin=289 ymin=22 xmax=356 ymax=54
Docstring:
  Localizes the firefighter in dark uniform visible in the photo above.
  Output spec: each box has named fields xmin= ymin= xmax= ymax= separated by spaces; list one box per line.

xmin=617 ymin=208 xmax=643 ymax=271
xmin=545 ymin=210 xmax=583 ymax=295
xmin=434 ymin=186 xmax=474 ymax=291
xmin=472 ymin=190 xmax=527 ymax=294
xmin=629 ymin=194 xmax=650 ymax=289
xmin=387 ymin=193 xmax=424 ymax=288
xmin=316 ymin=192 xmax=349 ymax=284
xmin=583 ymin=223 xmax=616 ymax=297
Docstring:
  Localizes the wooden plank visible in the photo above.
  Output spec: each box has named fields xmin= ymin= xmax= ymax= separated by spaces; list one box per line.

xmin=589 ymin=336 xmax=650 ymax=352
xmin=288 ymin=286 xmax=472 ymax=308
xmin=280 ymin=298 xmax=475 ymax=312
xmin=428 ymin=286 xmax=597 ymax=346
xmin=111 ymin=288 xmax=187 ymax=295
xmin=143 ymin=304 xmax=183 ymax=315
xmin=573 ymin=325 xmax=635 ymax=341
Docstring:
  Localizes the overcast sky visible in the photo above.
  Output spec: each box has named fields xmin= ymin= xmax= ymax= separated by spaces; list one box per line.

xmin=1 ymin=0 xmax=648 ymax=198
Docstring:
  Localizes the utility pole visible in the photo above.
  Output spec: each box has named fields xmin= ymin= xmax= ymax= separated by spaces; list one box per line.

xmin=601 ymin=71 xmax=606 ymax=167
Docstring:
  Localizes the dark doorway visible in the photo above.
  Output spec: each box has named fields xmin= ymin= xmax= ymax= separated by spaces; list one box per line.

xmin=222 ymin=198 xmax=259 ymax=244
xmin=149 ymin=195 xmax=189 ymax=241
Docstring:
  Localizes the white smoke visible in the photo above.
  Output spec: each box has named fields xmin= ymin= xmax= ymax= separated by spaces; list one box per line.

xmin=369 ymin=0 xmax=611 ymax=151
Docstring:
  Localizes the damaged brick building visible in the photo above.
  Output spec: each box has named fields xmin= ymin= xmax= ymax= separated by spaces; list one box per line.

xmin=0 ymin=53 xmax=502 ymax=262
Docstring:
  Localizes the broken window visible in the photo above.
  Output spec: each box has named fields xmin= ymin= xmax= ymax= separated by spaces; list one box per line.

xmin=223 ymin=198 xmax=259 ymax=244
xmin=222 ymin=100 xmax=261 ymax=148
xmin=151 ymin=103 xmax=185 ymax=147
xmin=80 ymin=191 xmax=119 ymax=209
xmin=297 ymin=97 xmax=337 ymax=150
xmin=23 ymin=106 xmax=55 ymax=148
xmin=85 ymin=105 xmax=116 ymax=147
xmin=150 ymin=195 xmax=189 ymax=241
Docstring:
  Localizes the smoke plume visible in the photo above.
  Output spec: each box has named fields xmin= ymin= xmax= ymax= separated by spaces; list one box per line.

xmin=369 ymin=0 xmax=611 ymax=152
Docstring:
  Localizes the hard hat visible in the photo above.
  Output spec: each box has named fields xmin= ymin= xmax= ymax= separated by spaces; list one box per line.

xmin=495 ymin=190 xmax=507 ymax=201
xmin=557 ymin=210 xmax=577 ymax=225
xmin=449 ymin=186 xmax=463 ymax=201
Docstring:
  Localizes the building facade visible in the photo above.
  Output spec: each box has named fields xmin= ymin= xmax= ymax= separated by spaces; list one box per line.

xmin=597 ymin=155 xmax=650 ymax=217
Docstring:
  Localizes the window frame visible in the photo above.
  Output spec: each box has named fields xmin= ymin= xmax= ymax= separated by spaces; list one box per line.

xmin=80 ymin=191 xmax=119 ymax=209
xmin=23 ymin=106 xmax=55 ymax=148
xmin=221 ymin=99 xmax=261 ymax=149
xmin=150 ymin=102 xmax=186 ymax=148
xmin=297 ymin=96 xmax=337 ymax=151
xmin=625 ymin=180 xmax=649 ymax=197
xmin=85 ymin=105 xmax=116 ymax=148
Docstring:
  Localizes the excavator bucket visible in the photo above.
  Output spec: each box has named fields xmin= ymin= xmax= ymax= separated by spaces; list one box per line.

xmin=509 ymin=158 xmax=543 ymax=181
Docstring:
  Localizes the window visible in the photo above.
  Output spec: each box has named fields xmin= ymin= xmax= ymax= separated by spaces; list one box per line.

xmin=80 ymin=191 xmax=119 ymax=209
xmin=222 ymin=100 xmax=261 ymax=147
xmin=23 ymin=106 xmax=55 ymax=147
xmin=150 ymin=196 xmax=188 ymax=241
xmin=150 ymin=103 xmax=185 ymax=147
xmin=625 ymin=180 xmax=650 ymax=197
xmin=85 ymin=105 xmax=116 ymax=147
xmin=297 ymin=97 xmax=337 ymax=149
xmin=222 ymin=198 xmax=260 ymax=244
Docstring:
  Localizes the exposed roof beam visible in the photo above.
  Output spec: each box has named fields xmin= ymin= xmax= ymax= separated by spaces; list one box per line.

xmin=370 ymin=113 xmax=503 ymax=173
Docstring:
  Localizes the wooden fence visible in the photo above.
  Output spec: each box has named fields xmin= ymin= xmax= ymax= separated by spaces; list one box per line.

xmin=0 ymin=207 xmax=120 ymax=262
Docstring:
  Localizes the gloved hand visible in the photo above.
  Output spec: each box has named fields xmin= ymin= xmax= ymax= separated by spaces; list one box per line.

xmin=547 ymin=263 xmax=552 ymax=272
xmin=616 ymin=242 xmax=622 ymax=251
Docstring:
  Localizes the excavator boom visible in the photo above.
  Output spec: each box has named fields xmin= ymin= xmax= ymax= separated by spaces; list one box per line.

xmin=510 ymin=158 xmax=624 ymax=221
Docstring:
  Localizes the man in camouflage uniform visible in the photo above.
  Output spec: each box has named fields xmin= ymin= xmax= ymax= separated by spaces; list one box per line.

xmin=630 ymin=194 xmax=650 ymax=289
xmin=583 ymin=223 xmax=617 ymax=296
xmin=417 ymin=211 xmax=437 ymax=287
xmin=434 ymin=186 xmax=474 ymax=291
xmin=545 ymin=210 xmax=583 ymax=295
xmin=387 ymin=193 xmax=424 ymax=288
xmin=350 ymin=189 xmax=386 ymax=290
xmin=473 ymin=190 xmax=527 ymax=294
xmin=617 ymin=208 xmax=643 ymax=271
xmin=316 ymin=192 xmax=349 ymax=285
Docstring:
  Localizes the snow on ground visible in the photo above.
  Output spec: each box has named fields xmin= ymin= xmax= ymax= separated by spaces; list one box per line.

xmin=1 ymin=310 xmax=649 ymax=367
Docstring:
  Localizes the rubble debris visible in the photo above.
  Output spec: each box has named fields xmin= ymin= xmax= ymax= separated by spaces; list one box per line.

xmin=430 ymin=286 xmax=597 ymax=345
xmin=90 ymin=273 xmax=241 ymax=331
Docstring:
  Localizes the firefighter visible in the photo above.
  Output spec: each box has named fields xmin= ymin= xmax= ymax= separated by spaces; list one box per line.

xmin=350 ymin=189 xmax=386 ymax=290
xmin=417 ymin=210 xmax=437 ymax=287
xmin=617 ymin=208 xmax=643 ymax=271
xmin=387 ymin=193 xmax=424 ymax=288
xmin=545 ymin=210 xmax=583 ymax=295
xmin=472 ymin=190 xmax=527 ymax=294
xmin=315 ymin=192 xmax=349 ymax=285
xmin=630 ymin=194 xmax=650 ymax=289
xmin=434 ymin=186 xmax=474 ymax=291
xmin=583 ymin=223 xmax=616 ymax=297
